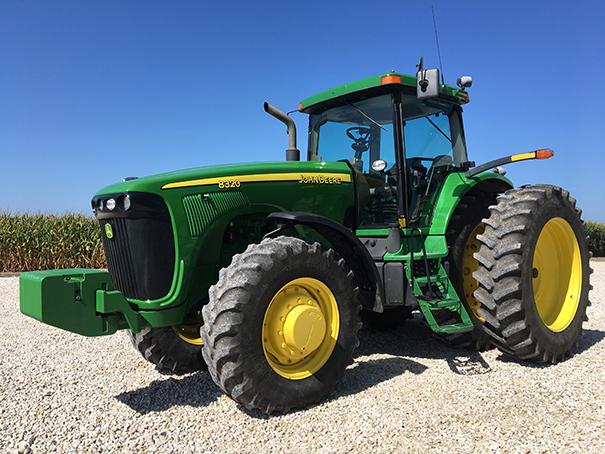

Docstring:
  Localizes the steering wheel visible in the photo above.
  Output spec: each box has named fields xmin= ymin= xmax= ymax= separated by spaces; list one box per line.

xmin=346 ymin=127 xmax=372 ymax=158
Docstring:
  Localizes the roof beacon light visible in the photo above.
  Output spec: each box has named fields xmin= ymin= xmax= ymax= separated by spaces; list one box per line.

xmin=381 ymin=75 xmax=401 ymax=85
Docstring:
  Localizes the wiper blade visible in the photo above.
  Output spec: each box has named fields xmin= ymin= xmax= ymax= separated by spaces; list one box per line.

xmin=349 ymin=103 xmax=387 ymax=131
xmin=425 ymin=116 xmax=452 ymax=143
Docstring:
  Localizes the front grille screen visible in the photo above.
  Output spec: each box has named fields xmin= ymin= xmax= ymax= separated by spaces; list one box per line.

xmin=100 ymin=214 xmax=175 ymax=301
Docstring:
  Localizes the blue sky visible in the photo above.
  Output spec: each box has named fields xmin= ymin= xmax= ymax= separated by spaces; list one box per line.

xmin=1 ymin=0 xmax=604 ymax=221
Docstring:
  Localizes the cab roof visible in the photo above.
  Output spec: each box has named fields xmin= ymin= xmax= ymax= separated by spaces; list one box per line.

xmin=299 ymin=72 xmax=468 ymax=113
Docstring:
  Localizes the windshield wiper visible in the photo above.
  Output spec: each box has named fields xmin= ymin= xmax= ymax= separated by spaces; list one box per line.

xmin=349 ymin=103 xmax=387 ymax=131
xmin=425 ymin=116 xmax=452 ymax=143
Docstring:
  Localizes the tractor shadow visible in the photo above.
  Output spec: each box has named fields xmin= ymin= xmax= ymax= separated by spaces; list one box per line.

xmin=355 ymin=314 xmax=493 ymax=375
xmin=115 ymin=372 xmax=221 ymax=414
xmin=115 ymin=319 xmax=604 ymax=416
xmin=240 ymin=356 xmax=429 ymax=419
xmin=357 ymin=314 xmax=605 ymax=371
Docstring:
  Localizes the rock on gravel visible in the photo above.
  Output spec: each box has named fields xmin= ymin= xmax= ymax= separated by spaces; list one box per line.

xmin=1 ymin=262 xmax=604 ymax=453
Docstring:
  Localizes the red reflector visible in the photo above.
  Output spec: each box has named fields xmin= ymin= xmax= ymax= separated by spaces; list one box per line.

xmin=536 ymin=149 xmax=554 ymax=159
xmin=381 ymin=75 xmax=402 ymax=85
xmin=298 ymin=102 xmax=303 ymax=111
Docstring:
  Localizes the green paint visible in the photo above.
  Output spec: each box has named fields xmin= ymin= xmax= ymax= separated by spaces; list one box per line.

xmin=428 ymin=171 xmax=513 ymax=235
xmin=355 ymin=228 xmax=390 ymax=237
xmin=20 ymin=269 xmax=126 ymax=336
xmin=407 ymin=259 xmax=473 ymax=334
xmin=299 ymin=72 xmax=466 ymax=111
xmin=95 ymin=160 xmax=356 ymax=312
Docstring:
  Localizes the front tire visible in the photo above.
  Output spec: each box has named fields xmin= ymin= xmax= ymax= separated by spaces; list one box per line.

xmin=200 ymin=236 xmax=361 ymax=414
xmin=473 ymin=185 xmax=591 ymax=363
xmin=128 ymin=325 xmax=206 ymax=374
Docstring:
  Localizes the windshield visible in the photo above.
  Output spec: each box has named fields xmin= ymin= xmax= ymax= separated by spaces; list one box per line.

xmin=308 ymin=94 xmax=395 ymax=173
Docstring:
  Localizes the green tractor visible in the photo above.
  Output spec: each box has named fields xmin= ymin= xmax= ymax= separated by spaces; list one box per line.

xmin=20 ymin=66 xmax=592 ymax=414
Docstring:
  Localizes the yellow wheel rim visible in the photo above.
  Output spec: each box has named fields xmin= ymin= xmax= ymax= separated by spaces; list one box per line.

xmin=461 ymin=223 xmax=485 ymax=321
xmin=532 ymin=217 xmax=582 ymax=332
xmin=262 ymin=277 xmax=339 ymax=380
xmin=173 ymin=324 xmax=203 ymax=346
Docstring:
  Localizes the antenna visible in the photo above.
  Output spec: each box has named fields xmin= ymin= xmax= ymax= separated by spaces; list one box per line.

xmin=431 ymin=5 xmax=445 ymax=85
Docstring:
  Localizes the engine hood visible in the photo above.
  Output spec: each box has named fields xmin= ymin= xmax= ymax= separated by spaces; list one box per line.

xmin=95 ymin=161 xmax=353 ymax=197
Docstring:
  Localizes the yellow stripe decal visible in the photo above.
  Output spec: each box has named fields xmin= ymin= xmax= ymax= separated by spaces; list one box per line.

xmin=511 ymin=151 xmax=536 ymax=162
xmin=162 ymin=172 xmax=352 ymax=189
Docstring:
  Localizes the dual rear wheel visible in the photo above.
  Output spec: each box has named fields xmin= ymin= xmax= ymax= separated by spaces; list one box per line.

xmin=433 ymin=185 xmax=590 ymax=363
xmin=472 ymin=185 xmax=591 ymax=363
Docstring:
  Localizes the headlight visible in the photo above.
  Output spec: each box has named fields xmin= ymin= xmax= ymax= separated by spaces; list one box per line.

xmin=121 ymin=195 xmax=131 ymax=211
xmin=106 ymin=198 xmax=116 ymax=211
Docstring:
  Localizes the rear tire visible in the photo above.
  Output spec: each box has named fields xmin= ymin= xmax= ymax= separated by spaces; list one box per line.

xmin=201 ymin=236 xmax=361 ymax=414
xmin=128 ymin=326 xmax=206 ymax=374
xmin=473 ymin=185 xmax=591 ymax=363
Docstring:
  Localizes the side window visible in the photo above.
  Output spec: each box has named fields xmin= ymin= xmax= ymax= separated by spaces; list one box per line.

xmin=405 ymin=112 xmax=453 ymax=161
xmin=310 ymin=94 xmax=399 ymax=229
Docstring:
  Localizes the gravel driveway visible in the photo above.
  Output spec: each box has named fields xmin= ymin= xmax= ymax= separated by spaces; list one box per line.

xmin=1 ymin=262 xmax=604 ymax=453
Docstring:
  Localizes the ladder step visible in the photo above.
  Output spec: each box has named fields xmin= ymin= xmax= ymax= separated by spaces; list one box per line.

xmin=431 ymin=322 xmax=473 ymax=334
xmin=417 ymin=298 xmax=460 ymax=309
xmin=414 ymin=276 xmax=445 ymax=284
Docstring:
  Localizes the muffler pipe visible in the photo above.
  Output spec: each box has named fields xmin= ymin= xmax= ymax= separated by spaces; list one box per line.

xmin=263 ymin=102 xmax=300 ymax=161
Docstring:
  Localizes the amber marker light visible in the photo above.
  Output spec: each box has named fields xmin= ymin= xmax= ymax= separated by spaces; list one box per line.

xmin=298 ymin=102 xmax=303 ymax=111
xmin=381 ymin=75 xmax=402 ymax=85
xmin=536 ymin=149 xmax=554 ymax=159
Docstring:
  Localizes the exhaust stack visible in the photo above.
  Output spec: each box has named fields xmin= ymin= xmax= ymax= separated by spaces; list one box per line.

xmin=263 ymin=102 xmax=300 ymax=161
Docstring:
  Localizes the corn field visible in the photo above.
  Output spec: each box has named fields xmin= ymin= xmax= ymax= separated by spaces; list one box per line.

xmin=0 ymin=213 xmax=106 ymax=272
xmin=586 ymin=221 xmax=605 ymax=258
xmin=0 ymin=214 xmax=603 ymax=273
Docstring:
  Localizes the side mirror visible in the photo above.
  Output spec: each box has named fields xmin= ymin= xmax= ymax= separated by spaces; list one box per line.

xmin=371 ymin=159 xmax=388 ymax=173
xmin=416 ymin=68 xmax=441 ymax=99
xmin=456 ymin=76 xmax=473 ymax=89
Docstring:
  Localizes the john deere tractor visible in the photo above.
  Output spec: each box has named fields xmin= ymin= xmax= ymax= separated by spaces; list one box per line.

xmin=20 ymin=66 xmax=592 ymax=414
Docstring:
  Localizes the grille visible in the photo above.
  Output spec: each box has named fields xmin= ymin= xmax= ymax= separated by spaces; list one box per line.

xmin=101 ymin=218 xmax=138 ymax=298
xmin=99 ymin=199 xmax=175 ymax=300
xmin=182 ymin=191 xmax=248 ymax=237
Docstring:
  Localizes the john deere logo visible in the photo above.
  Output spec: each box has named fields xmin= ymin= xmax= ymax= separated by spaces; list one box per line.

xmin=104 ymin=223 xmax=114 ymax=239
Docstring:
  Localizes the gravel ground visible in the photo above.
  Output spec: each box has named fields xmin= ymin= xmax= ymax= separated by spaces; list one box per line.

xmin=1 ymin=263 xmax=604 ymax=453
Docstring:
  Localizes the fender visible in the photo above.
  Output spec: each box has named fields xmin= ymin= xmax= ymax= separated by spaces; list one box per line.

xmin=267 ymin=211 xmax=385 ymax=313
xmin=429 ymin=172 xmax=513 ymax=235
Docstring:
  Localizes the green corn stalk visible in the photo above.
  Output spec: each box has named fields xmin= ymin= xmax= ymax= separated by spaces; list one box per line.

xmin=0 ymin=213 xmax=106 ymax=272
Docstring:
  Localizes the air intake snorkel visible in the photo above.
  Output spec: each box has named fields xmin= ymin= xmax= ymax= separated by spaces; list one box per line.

xmin=263 ymin=102 xmax=300 ymax=161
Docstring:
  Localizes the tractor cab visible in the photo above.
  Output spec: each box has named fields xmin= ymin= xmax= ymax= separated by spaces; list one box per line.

xmin=299 ymin=71 xmax=472 ymax=230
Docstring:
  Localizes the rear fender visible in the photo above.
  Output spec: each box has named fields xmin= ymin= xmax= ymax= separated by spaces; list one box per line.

xmin=429 ymin=172 xmax=513 ymax=235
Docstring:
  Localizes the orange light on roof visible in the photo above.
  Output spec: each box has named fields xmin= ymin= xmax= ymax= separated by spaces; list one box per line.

xmin=298 ymin=102 xmax=303 ymax=111
xmin=381 ymin=75 xmax=401 ymax=85
xmin=536 ymin=149 xmax=554 ymax=159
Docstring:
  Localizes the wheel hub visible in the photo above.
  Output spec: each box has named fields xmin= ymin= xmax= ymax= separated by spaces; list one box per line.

xmin=262 ymin=278 xmax=339 ymax=380
xmin=283 ymin=305 xmax=326 ymax=355
xmin=173 ymin=324 xmax=203 ymax=346
xmin=532 ymin=217 xmax=582 ymax=332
